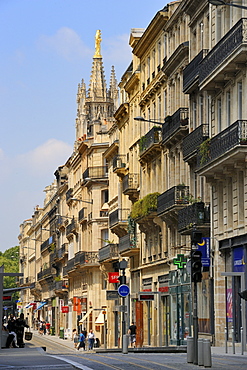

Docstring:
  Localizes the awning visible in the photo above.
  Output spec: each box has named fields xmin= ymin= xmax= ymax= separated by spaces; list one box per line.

xmin=79 ymin=308 xmax=93 ymax=324
xmin=95 ymin=310 xmax=107 ymax=325
xmin=33 ymin=301 xmax=47 ymax=313
xmin=25 ymin=302 xmax=33 ymax=309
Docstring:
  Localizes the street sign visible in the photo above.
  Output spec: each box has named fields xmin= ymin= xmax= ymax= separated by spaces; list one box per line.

xmin=118 ymin=284 xmax=130 ymax=297
xmin=106 ymin=290 xmax=119 ymax=300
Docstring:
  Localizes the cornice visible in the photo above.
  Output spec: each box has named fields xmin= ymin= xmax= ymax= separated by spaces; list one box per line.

xmin=125 ymin=71 xmax=140 ymax=93
xmin=103 ymin=140 xmax=119 ymax=160
xmin=133 ymin=11 xmax=169 ymax=58
xmin=114 ymin=103 xmax=129 ymax=121
xmin=162 ymin=41 xmax=189 ymax=76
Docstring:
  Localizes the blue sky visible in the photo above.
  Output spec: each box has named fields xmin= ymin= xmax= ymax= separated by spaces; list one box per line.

xmin=0 ymin=0 xmax=168 ymax=252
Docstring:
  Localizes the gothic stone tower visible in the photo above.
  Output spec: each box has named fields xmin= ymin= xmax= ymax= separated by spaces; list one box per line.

xmin=75 ymin=30 xmax=118 ymax=142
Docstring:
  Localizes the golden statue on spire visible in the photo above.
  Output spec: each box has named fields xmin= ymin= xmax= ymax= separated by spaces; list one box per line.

xmin=94 ymin=30 xmax=102 ymax=58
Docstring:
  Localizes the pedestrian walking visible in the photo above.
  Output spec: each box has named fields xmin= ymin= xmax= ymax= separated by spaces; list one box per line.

xmin=72 ymin=329 xmax=79 ymax=348
xmin=128 ymin=321 xmax=136 ymax=348
xmin=77 ymin=331 xmax=86 ymax=350
xmin=87 ymin=329 xmax=95 ymax=350
xmin=15 ymin=313 xmax=29 ymax=348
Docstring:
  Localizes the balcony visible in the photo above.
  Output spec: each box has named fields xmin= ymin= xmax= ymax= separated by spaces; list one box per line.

xmin=63 ymin=257 xmax=75 ymax=277
xmin=199 ymin=19 xmax=247 ymax=89
xmin=139 ymin=126 xmax=162 ymax=164
xmin=183 ymin=49 xmax=208 ymax=93
xmin=40 ymin=235 xmax=56 ymax=253
xmin=157 ymin=186 xmax=189 ymax=222
xmin=54 ymin=279 xmax=69 ymax=294
xmin=66 ymin=218 xmax=77 ymax=237
xmin=66 ymin=188 xmax=73 ymax=204
xmin=119 ymin=234 xmax=139 ymax=257
xmin=99 ymin=243 xmax=119 ymax=262
xmin=109 ymin=208 xmax=130 ymax=237
xmin=73 ymin=251 xmax=99 ymax=269
xmin=178 ymin=202 xmax=210 ymax=235
xmin=83 ymin=166 xmax=108 ymax=183
xmin=113 ymin=155 xmax=127 ymax=176
xmin=37 ymin=266 xmax=56 ymax=282
xmin=197 ymin=120 xmax=247 ymax=178
xmin=56 ymin=243 xmax=68 ymax=260
xmin=78 ymin=208 xmax=87 ymax=223
xmin=182 ymin=124 xmax=209 ymax=163
xmin=122 ymin=173 xmax=139 ymax=201
xmin=162 ymin=108 xmax=189 ymax=147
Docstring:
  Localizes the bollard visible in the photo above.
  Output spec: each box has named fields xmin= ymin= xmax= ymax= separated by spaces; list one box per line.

xmin=122 ymin=334 xmax=129 ymax=354
xmin=198 ymin=339 xmax=204 ymax=366
xmin=241 ymin=327 xmax=244 ymax=355
xmin=187 ymin=336 xmax=194 ymax=363
xmin=232 ymin=326 xmax=235 ymax=354
xmin=225 ymin=327 xmax=228 ymax=354
xmin=203 ymin=339 xmax=212 ymax=368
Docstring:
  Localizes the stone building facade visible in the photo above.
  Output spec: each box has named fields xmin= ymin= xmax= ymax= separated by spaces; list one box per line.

xmin=18 ymin=1 xmax=247 ymax=348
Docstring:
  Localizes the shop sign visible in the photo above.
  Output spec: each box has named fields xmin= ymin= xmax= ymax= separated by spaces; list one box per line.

xmin=62 ymin=306 xmax=69 ymax=313
xmin=173 ymin=254 xmax=187 ymax=269
xmin=197 ymin=237 xmax=210 ymax=267
xmin=106 ymin=290 xmax=119 ymax=300
xmin=158 ymin=286 xmax=169 ymax=293
xmin=138 ymin=292 xmax=155 ymax=301
xmin=108 ymin=272 xmax=119 ymax=283
xmin=233 ymin=246 xmax=244 ymax=272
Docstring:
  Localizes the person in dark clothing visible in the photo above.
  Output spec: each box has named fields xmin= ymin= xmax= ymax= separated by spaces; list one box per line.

xmin=77 ymin=332 xmax=85 ymax=350
xmin=6 ymin=314 xmax=18 ymax=348
xmin=128 ymin=322 xmax=137 ymax=347
xmin=15 ymin=313 xmax=29 ymax=348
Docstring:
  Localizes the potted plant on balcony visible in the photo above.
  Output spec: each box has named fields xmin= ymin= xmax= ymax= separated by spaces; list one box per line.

xmin=199 ymin=138 xmax=211 ymax=165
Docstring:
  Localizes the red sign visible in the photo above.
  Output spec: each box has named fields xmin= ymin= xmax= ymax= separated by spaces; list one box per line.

xmin=158 ymin=286 xmax=169 ymax=293
xmin=108 ymin=272 xmax=119 ymax=283
xmin=3 ymin=296 xmax=11 ymax=301
xmin=62 ymin=306 xmax=69 ymax=313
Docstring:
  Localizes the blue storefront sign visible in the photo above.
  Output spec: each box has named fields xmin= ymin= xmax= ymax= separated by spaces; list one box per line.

xmin=197 ymin=237 xmax=210 ymax=267
xmin=233 ymin=246 xmax=245 ymax=272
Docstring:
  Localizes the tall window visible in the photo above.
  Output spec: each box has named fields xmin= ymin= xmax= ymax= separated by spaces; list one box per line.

xmin=192 ymin=100 xmax=197 ymax=129
xmin=153 ymin=101 xmax=156 ymax=120
xmin=217 ymin=98 xmax=222 ymax=133
xmin=216 ymin=9 xmax=222 ymax=42
xmin=199 ymin=95 xmax=204 ymax=125
xmin=158 ymin=95 xmax=161 ymax=122
xmin=238 ymin=82 xmax=242 ymax=120
xmin=164 ymin=90 xmax=167 ymax=118
xmin=226 ymin=91 xmax=231 ymax=126
xmin=147 ymin=57 xmax=150 ymax=82
xmin=158 ymin=41 xmax=161 ymax=67
xmin=164 ymin=34 xmax=167 ymax=59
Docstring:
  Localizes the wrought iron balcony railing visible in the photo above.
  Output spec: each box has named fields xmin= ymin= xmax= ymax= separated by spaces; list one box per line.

xmin=178 ymin=202 xmax=210 ymax=233
xmin=182 ymin=124 xmax=209 ymax=162
xmin=122 ymin=173 xmax=139 ymax=193
xmin=83 ymin=166 xmax=108 ymax=180
xmin=183 ymin=49 xmax=208 ymax=92
xmin=37 ymin=266 xmax=55 ymax=281
xmin=119 ymin=234 xmax=139 ymax=254
xmin=78 ymin=208 xmax=86 ymax=222
xmin=63 ymin=257 xmax=75 ymax=276
xmin=162 ymin=107 xmax=189 ymax=144
xmin=157 ymin=186 xmax=190 ymax=215
xmin=57 ymin=243 xmax=68 ymax=259
xmin=109 ymin=208 xmax=130 ymax=228
xmin=139 ymin=126 xmax=162 ymax=156
xmin=66 ymin=188 xmax=73 ymax=202
xmin=40 ymin=235 xmax=56 ymax=253
xmin=66 ymin=218 xmax=77 ymax=236
xmin=198 ymin=120 xmax=247 ymax=168
xmin=99 ymin=243 xmax=119 ymax=262
xmin=199 ymin=19 xmax=247 ymax=85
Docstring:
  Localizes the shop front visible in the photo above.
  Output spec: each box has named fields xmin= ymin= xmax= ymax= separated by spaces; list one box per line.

xmin=169 ymin=268 xmax=191 ymax=345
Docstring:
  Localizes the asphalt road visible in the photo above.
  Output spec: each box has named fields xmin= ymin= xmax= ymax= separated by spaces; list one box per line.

xmin=1 ymin=333 xmax=247 ymax=370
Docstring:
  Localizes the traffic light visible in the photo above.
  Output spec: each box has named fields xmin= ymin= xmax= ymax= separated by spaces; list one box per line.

xmin=238 ymin=289 xmax=247 ymax=301
xmin=191 ymin=249 xmax=202 ymax=283
xmin=191 ymin=231 xmax=202 ymax=244
xmin=118 ymin=275 xmax=126 ymax=285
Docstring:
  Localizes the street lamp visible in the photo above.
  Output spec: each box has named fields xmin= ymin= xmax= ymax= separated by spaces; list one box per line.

xmin=70 ymin=197 xmax=93 ymax=204
xmin=134 ymin=116 xmax=164 ymax=125
xmin=208 ymin=0 xmax=247 ymax=10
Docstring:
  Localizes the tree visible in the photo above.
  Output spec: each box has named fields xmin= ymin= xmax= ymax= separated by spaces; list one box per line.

xmin=0 ymin=246 xmax=19 ymax=289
